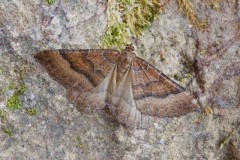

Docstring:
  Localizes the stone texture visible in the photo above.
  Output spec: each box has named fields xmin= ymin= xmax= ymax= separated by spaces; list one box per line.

xmin=0 ymin=0 xmax=239 ymax=159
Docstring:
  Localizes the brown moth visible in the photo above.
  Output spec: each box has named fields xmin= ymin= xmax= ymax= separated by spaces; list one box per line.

xmin=35 ymin=45 xmax=199 ymax=128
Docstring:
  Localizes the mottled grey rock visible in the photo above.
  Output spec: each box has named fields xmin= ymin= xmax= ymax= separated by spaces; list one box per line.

xmin=0 ymin=0 xmax=239 ymax=159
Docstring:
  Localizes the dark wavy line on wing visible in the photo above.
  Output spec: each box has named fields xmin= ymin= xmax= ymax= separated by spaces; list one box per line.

xmin=133 ymin=57 xmax=185 ymax=91
xmin=133 ymin=90 xmax=182 ymax=100
xmin=132 ymin=58 xmax=153 ymax=123
xmin=132 ymin=76 xmax=163 ymax=88
xmin=59 ymin=51 xmax=103 ymax=87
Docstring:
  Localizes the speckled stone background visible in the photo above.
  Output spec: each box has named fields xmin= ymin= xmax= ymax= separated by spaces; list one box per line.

xmin=0 ymin=0 xmax=239 ymax=159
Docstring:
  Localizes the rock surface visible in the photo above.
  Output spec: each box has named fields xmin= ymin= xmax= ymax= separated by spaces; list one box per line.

xmin=0 ymin=0 xmax=239 ymax=159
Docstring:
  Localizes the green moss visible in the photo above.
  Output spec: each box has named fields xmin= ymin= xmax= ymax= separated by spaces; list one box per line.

xmin=0 ymin=87 xmax=7 ymax=95
xmin=7 ymin=84 xmax=27 ymax=111
xmin=8 ymin=82 xmax=16 ymax=90
xmin=174 ymin=60 xmax=194 ymax=83
xmin=102 ymin=0 xmax=209 ymax=49
xmin=16 ymin=84 xmax=27 ymax=95
xmin=46 ymin=0 xmax=55 ymax=5
xmin=26 ymin=108 xmax=37 ymax=116
xmin=102 ymin=23 xmax=131 ymax=49
xmin=174 ymin=73 xmax=181 ymax=81
xmin=102 ymin=0 xmax=164 ymax=49
xmin=0 ymin=109 xmax=7 ymax=123
xmin=2 ymin=125 xmax=14 ymax=136
xmin=7 ymin=95 xmax=23 ymax=110
xmin=1 ymin=66 xmax=29 ymax=135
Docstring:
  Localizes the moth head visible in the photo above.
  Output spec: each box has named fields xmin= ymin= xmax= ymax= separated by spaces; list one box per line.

xmin=117 ymin=44 xmax=136 ymax=65
xmin=124 ymin=44 xmax=134 ymax=52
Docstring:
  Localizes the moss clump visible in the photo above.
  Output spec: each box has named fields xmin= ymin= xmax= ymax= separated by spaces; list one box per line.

xmin=1 ymin=65 xmax=29 ymax=135
xmin=8 ymin=82 xmax=16 ymax=90
xmin=174 ymin=61 xmax=193 ymax=83
xmin=102 ymin=0 xmax=164 ymax=49
xmin=102 ymin=23 xmax=131 ymax=49
xmin=16 ymin=85 xmax=27 ymax=94
xmin=7 ymin=84 xmax=27 ymax=111
xmin=2 ymin=125 xmax=14 ymax=136
xmin=0 ymin=109 xmax=7 ymax=123
xmin=1 ymin=87 xmax=7 ymax=95
xmin=46 ymin=0 xmax=55 ymax=5
xmin=7 ymin=95 xmax=23 ymax=110
xmin=102 ymin=0 xmax=209 ymax=49
xmin=177 ymin=0 xmax=208 ymax=29
xmin=26 ymin=108 xmax=38 ymax=116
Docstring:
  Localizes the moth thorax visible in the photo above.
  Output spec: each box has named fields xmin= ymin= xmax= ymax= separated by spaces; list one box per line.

xmin=121 ymin=50 xmax=136 ymax=63
xmin=116 ymin=64 xmax=131 ymax=86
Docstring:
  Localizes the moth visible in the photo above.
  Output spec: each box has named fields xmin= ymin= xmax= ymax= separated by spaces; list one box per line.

xmin=35 ymin=45 xmax=199 ymax=128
